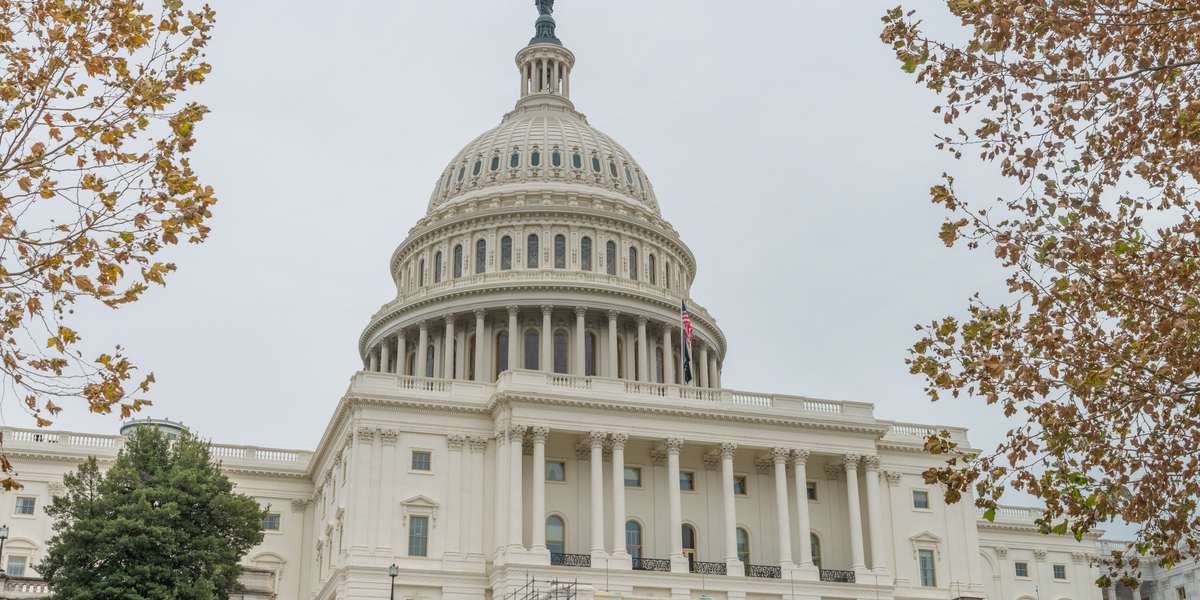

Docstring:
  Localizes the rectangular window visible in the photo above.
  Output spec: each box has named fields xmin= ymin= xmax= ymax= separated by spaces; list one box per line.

xmin=546 ymin=461 xmax=565 ymax=481
xmin=680 ymin=471 xmax=694 ymax=491
xmin=6 ymin=556 xmax=26 ymax=577
xmin=263 ymin=513 xmax=281 ymax=531
xmin=1177 ymin=588 xmax=1187 ymax=600
xmin=624 ymin=467 xmax=641 ymax=487
xmin=913 ymin=490 xmax=930 ymax=509
xmin=918 ymin=549 xmax=936 ymax=587
xmin=733 ymin=476 xmax=747 ymax=495
xmin=1014 ymin=562 xmax=1029 ymax=578
xmin=412 ymin=451 xmax=432 ymax=471
xmin=1053 ymin=565 xmax=1067 ymax=580
xmin=806 ymin=481 xmax=817 ymax=501
xmin=408 ymin=516 xmax=429 ymax=556
xmin=15 ymin=497 xmax=35 ymax=515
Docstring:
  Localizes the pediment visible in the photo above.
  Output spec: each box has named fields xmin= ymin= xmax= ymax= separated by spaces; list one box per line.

xmin=399 ymin=494 xmax=439 ymax=508
xmin=910 ymin=530 xmax=943 ymax=543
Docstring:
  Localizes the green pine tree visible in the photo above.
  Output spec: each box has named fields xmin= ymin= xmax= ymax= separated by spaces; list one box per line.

xmin=37 ymin=427 xmax=267 ymax=599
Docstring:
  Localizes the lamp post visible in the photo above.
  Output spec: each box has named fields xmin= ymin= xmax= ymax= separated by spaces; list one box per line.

xmin=0 ymin=524 xmax=8 ymax=577
xmin=388 ymin=564 xmax=398 ymax=600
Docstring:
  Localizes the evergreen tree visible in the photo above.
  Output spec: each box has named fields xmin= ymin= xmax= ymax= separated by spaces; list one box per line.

xmin=37 ymin=427 xmax=266 ymax=599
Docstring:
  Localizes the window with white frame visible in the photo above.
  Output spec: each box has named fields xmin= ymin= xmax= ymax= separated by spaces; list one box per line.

xmin=14 ymin=497 xmax=35 ymax=515
xmin=1053 ymin=564 xmax=1067 ymax=580
xmin=263 ymin=513 xmax=281 ymax=531
xmin=546 ymin=461 xmax=565 ymax=481
xmin=806 ymin=481 xmax=818 ymax=500
xmin=679 ymin=471 xmax=694 ymax=491
xmin=733 ymin=476 xmax=748 ymax=495
xmin=1014 ymin=561 xmax=1029 ymax=578
xmin=1177 ymin=587 xmax=1187 ymax=600
xmin=412 ymin=451 xmax=431 ymax=471
xmin=624 ymin=467 xmax=641 ymax=487
xmin=918 ymin=549 xmax=936 ymax=587
xmin=913 ymin=490 xmax=930 ymax=509
xmin=6 ymin=556 xmax=26 ymax=577
xmin=408 ymin=516 xmax=429 ymax=556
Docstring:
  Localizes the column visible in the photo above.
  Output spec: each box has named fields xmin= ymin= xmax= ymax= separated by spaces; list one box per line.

xmin=662 ymin=326 xmax=675 ymax=385
xmin=699 ymin=343 xmax=710 ymax=388
xmin=772 ymin=448 xmax=795 ymax=568
xmin=445 ymin=435 xmax=465 ymax=559
xmin=369 ymin=350 xmax=379 ymax=372
xmin=352 ymin=427 xmax=373 ymax=550
xmin=541 ymin=305 xmax=553 ymax=372
xmin=606 ymin=310 xmax=619 ymax=378
xmin=709 ymin=355 xmax=719 ymax=389
xmin=719 ymin=442 xmax=743 ymax=576
xmin=444 ymin=314 xmax=456 ymax=379
xmin=531 ymin=426 xmax=550 ymax=553
xmin=417 ymin=320 xmax=429 ymax=378
xmin=863 ymin=455 xmax=886 ymax=572
xmin=380 ymin=339 xmax=390 ymax=374
xmin=713 ymin=362 xmax=722 ymax=388
xmin=588 ymin=431 xmax=607 ymax=558
xmin=377 ymin=429 xmax=397 ymax=553
xmin=455 ymin=323 xmax=466 ymax=380
xmin=574 ymin=306 xmax=587 ymax=375
xmin=611 ymin=433 xmax=630 ymax=557
xmin=397 ymin=332 xmax=407 ymax=375
xmin=508 ymin=424 xmax=528 ymax=552
xmin=843 ymin=454 xmax=866 ymax=570
xmin=793 ymin=450 xmax=815 ymax=569
xmin=1105 ymin=587 xmax=1116 ymax=600
xmin=474 ymin=309 xmax=486 ymax=381
xmin=468 ymin=436 xmax=487 ymax=559
xmin=507 ymin=306 xmax=519 ymax=373
xmin=666 ymin=438 xmax=686 ymax=572
xmin=636 ymin=316 xmax=649 ymax=382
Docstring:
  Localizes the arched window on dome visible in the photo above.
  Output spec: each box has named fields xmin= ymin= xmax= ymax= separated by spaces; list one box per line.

xmin=419 ymin=259 xmax=426 ymax=287
xmin=501 ymin=236 xmax=513 ymax=270
xmin=496 ymin=331 xmax=509 ymax=375
xmin=473 ymin=160 xmax=482 ymax=176
xmin=585 ymin=332 xmax=596 ymax=376
xmin=524 ymin=330 xmax=539 ymax=370
xmin=656 ymin=347 xmax=664 ymax=383
xmin=527 ymin=234 xmax=539 ymax=268
xmin=625 ymin=168 xmax=633 ymax=184
xmin=554 ymin=235 xmax=566 ymax=269
xmin=476 ymin=240 xmax=486 ymax=274
xmin=572 ymin=154 xmax=582 ymax=169
xmin=580 ymin=237 xmax=592 ymax=271
xmin=616 ymin=338 xmax=624 ymax=379
xmin=665 ymin=262 xmax=671 ymax=290
xmin=510 ymin=153 xmax=520 ymax=169
xmin=531 ymin=151 xmax=540 ymax=167
xmin=467 ymin=335 xmax=476 ymax=380
xmin=444 ymin=173 xmax=452 ymax=190
xmin=637 ymin=173 xmax=645 ymax=191
xmin=426 ymin=345 xmax=435 ymax=378
xmin=606 ymin=241 xmax=616 ymax=275
xmin=454 ymin=245 xmax=463 ymax=279
xmin=629 ymin=247 xmax=638 ymax=281
xmin=592 ymin=157 xmax=601 ymax=172
xmin=552 ymin=152 xmax=561 ymax=167
xmin=553 ymin=329 xmax=569 ymax=374
xmin=434 ymin=252 xmax=443 ymax=284
xmin=648 ymin=254 xmax=656 ymax=285
xmin=634 ymin=343 xmax=639 ymax=381
xmin=452 ymin=339 xmax=458 ymax=379
xmin=491 ymin=156 xmax=500 ymax=171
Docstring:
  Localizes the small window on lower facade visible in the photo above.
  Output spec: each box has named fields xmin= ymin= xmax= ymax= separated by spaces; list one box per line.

xmin=918 ymin=549 xmax=936 ymax=587
xmin=409 ymin=516 xmax=429 ymax=556
xmin=15 ymin=497 xmax=35 ymax=515
xmin=412 ymin=451 xmax=432 ymax=471
xmin=733 ymin=476 xmax=747 ymax=495
xmin=546 ymin=461 xmax=565 ymax=481
xmin=263 ymin=513 xmax=281 ymax=531
xmin=6 ymin=556 xmax=26 ymax=577
xmin=1053 ymin=564 xmax=1067 ymax=580
xmin=680 ymin=471 xmax=694 ymax=491
xmin=624 ymin=467 xmax=641 ymax=487
xmin=913 ymin=490 xmax=930 ymax=509
xmin=1177 ymin=587 xmax=1187 ymax=600
xmin=806 ymin=481 xmax=817 ymax=501
xmin=1014 ymin=561 xmax=1029 ymax=578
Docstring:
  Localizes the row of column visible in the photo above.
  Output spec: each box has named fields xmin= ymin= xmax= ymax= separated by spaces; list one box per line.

xmin=497 ymin=425 xmax=887 ymax=574
xmin=521 ymin=55 xmax=569 ymax=97
xmin=366 ymin=306 xmax=723 ymax=388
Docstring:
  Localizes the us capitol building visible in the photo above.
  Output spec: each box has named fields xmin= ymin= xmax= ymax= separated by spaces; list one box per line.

xmin=0 ymin=4 xmax=1192 ymax=600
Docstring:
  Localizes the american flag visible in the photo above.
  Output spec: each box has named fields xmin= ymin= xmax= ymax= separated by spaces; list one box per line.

xmin=681 ymin=300 xmax=693 ymax=384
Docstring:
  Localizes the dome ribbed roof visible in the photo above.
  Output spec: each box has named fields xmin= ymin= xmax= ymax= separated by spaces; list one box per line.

xmin=426 ymin=104 xmax=660 ymax=216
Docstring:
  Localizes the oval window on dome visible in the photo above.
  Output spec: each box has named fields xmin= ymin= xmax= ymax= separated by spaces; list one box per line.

xmin=637 ymin=174 xmax=644 ymax=190
xmin=444 ymin=174 xmax=452 ymax=190
xmin=458 ymin=167 xmax=466 ymax=182
xmin=610 ymin=163 xmax=619 ymax=178
xmin=473 ymin=161 xmax=482 ymax=176
xmin=510 ymin=153 xmax=521 ymax=169
xmin=592 ymin=157 xmax=601 ymax=172
xmin=625 ymin=168 xmax=633 ymax=184
xmin=491 ymin=156 xmax=500 ymax=171
xmin=552 ymin=152 xmax=561 ymax=167
xmin=531 ymin=152 xmax=540 ymax=167
xmin=573 ymin=154 xmax=582 ymax=169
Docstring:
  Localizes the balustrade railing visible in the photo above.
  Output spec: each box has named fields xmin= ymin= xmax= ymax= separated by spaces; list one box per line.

xmin=690 ymin=560 xmax=727 ymax=575
xmin=746 ymin=564 xmax=782 ymax=578
xmin=731 ymin=393 xmax=771 ymax=407
xmin=625 ymin=382 xmax=667 ymax=397
xmin=549 ymin=553 xmax=591 ymax=568
xmin=548 ymin=375 xmax=592 ymax=390
xmin=631 ymin=557 xmax=671 ymax=572
xmin=819 ymin=569 xmax=856 ymax=583
xmin=680 ymin=387 xmax=720 ymax=402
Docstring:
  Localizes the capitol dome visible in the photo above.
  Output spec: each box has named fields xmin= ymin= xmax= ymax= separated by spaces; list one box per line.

xmin=359 ymin=2 xmax=726 ymax=391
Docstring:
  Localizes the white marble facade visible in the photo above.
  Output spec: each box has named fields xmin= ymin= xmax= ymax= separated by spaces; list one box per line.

xmin=0 ymin=8 xmax=1133 ymax=600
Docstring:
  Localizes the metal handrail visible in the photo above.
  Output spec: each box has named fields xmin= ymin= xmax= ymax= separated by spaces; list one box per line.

xmin=631 ymin=557 xmax=671 ymax=572
xmin=746 ymin=564 xmax=782 ymax=578
xmin=690 ymin=560 xmax=727 ymax=575
xmin=549 ymin=553 xmax=591 ymax=568
xmin=819 ymin=569 xmax=856 ymax=583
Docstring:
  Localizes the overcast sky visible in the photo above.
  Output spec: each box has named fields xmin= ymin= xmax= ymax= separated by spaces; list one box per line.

xmin=14 ymin=0 xmax=1104 ymax=520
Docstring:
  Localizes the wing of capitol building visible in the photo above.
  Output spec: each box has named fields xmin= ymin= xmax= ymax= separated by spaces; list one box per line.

xmin=0 ymin=3 xmax=1195 ymax=600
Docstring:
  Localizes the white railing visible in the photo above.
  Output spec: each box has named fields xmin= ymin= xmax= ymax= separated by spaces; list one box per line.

xmin=209 ymin=445 xmax=246 ymax=459
xmin=69 ymin=433 xmax=118 ymax=447
xmin=4 ymin=580 xmax=49 ymax=594
xmin=254 ymin=449 xmax=300 ymax=462
xmin=625 ymin=382 xmax=668 ymax=397
xmin=976 ymin=504 xmax=1044 ymax=519
xmin=889 ymin=423 xmax=935 ymax=437
xmin=396 ymin=375 xmax=452 ymax=393
xmin=731 ymin=392 xmax=772 ymax=406
xmin=8 ymin=429 xmax=60 ymax=443
xmin=681 ymin=387 xmax=721 ymax=402
xmin=804 ymin=399 xmax=843 ymax=413
xmin=209 ymin=444 xmax=302 ymax=463
xmin=1099 ymin=540 xmax=1134 ymax=554
xmin=547 ymin=374 xmax=592 ymax=390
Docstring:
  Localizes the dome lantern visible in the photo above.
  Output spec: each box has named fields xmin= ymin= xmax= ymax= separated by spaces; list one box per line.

xmin=517 ymin=1 xmax=574 ymax=110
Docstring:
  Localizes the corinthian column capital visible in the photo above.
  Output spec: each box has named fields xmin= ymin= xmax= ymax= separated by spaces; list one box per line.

xmin=861 ymin=455 xmax=881 ymax=471
xmin=506 ymin=305 xmax=520 ymax=317
xmin=473 ymin=308 xmax=487 ymax=319
xmin=771 ymin=447 xmax=791 ymax=465
xmin=418 ymin=319 xmax=429 ymax=332
xmin=609 ymin=432 xmax=629 ymax=450
xmin=529 ymin=426 xmax=550 ymax=443
xmin=509 ymin=423 xmax=528 ymax=439
xmin=718 ymin=442 xmax=737 ymax=459
xmin=444 ymin=313 xmax=456 ymax=326
xmin=587 ymin=431 xmax=607 ymax=448
xmin=792 ymin=448 xmax=811 ymax=465
xmin=574 ymin=306 xmax=588 ymax=318
xmin=665 ymin=437 xmax=684 ymax=455
xmin=842 ymin=453 xmax=862 ymax=470
xmin=541 ymin=304 xmax=554 ymax=316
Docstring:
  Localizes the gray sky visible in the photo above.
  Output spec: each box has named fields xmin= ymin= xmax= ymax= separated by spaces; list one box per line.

xmin=23 ymin=0 xmax=1085 ymax=518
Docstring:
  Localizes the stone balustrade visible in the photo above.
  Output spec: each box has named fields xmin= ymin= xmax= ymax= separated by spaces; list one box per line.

xmin=0 ymin=427 xmax=311 ymax=467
